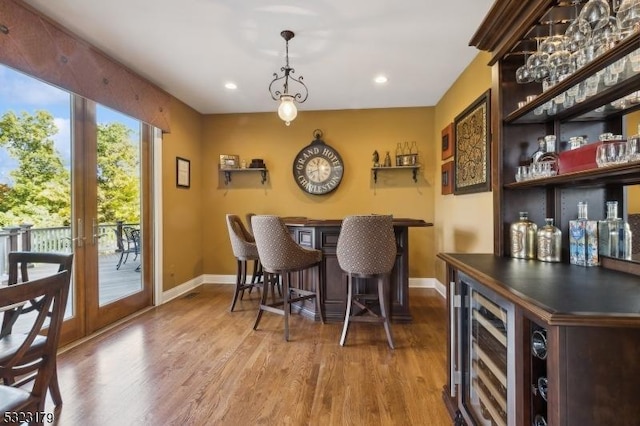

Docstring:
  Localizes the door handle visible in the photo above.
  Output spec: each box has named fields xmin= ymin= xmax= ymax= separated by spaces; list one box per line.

xmin=92 ymin=218 xmax=100 ymax=245
xmin=75 ymin=218 xmax=84 ymax=247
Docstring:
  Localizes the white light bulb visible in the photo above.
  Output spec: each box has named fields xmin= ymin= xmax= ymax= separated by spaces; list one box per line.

xmin=278 ymin=95 xmax=297 ymax=124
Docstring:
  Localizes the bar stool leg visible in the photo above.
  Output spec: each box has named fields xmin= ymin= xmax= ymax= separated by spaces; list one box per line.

xmin=378 ymin=275 xmax=394 ymax=349
xmin=283 ymin=272 xmax=291 ymax=341
xmin=253 ymin=272 xmax=271 ymax=330
xmin=340 ymin=273 xmax=354 ymax=346
xmin=316 ymin=265 xmax=325 ymax=323
xmin=240 ymin=258 xmax=248 ymax=300
xmin=230 ymin=259 xmax=245 ymax=312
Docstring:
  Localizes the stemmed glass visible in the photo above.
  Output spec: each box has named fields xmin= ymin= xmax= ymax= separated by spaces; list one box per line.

xmin=579 ymin=0 xmax=611 ymax=31
xmin=566 ymin=0 xmax=593 ymax=72
xmin=516 ymin=53 xmax=534 ymax=84
xmin=527 ymin=38 xmax=550 ymax=82
xmin=617 ymin=0 xmax=640 ymax=38
xmin=592 ymin=15 xmax=622 ymax=55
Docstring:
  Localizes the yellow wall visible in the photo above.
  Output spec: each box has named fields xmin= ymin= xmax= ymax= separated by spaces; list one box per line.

xmin=201 ymin=108 xmax=436 ymax=279
xmin=161 ymin=56 xmax=495 ymax=291
xmin=625 ymin=111 xmax=640 ymax=214
xmin=161 ymin=98 xmax=205 ymax=290
xmin=433 ymin=52 xmax=494 ymax=283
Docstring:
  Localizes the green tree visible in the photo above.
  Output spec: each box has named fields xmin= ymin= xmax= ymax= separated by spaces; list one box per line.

xmin=97 ymin=122 xmax=140 ymax=224
xmin=0 ymin=111 xmax=140 ymax=228
xmin=0 ymin=111 xmax=70 ymax=227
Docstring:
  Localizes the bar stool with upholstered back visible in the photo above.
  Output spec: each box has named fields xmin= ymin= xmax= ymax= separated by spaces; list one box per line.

xmin=251 ymin=215 xmax=324 ymax=341
xmin=336 ymin=214 xmax=397 ymax=349
xmin=225 ymin=214 xmax=262 ymax=312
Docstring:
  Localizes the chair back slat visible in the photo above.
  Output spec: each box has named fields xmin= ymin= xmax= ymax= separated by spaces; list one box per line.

xmin=2 ymin=252 xmax=73 ymax=338
xmin=0 ymin=270 xmax=70 ymax=401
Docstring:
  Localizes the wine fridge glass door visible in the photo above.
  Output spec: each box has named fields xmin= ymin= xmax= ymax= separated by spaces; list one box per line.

xmin=459 ymin=274 xmax=516 ymax=426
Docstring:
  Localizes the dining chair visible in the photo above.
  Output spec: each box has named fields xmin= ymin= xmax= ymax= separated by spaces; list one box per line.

xmin=1 ymin=251 xmax=74 ymax=407
xmin=336 ymin=215 xmax=397 ymax=349
xmin=251 ymin=215 xmax=324 ymax=341
xmin=0 ymin=270 xmax=70 ymax=418
xmin=225 ymin=215 xmax=263 ymax=312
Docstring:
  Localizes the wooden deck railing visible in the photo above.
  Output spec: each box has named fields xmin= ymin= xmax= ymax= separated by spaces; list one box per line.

xmin=1 ymin=221 xmax=139 ymax=277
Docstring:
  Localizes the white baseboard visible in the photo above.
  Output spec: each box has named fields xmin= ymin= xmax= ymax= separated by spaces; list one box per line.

xmin=197 ymin=274 xmax=446 ymax=299
xmin=409 ymin=277 xmax=446 ymax=298
xmin=161 ymin=275 xmax=204 ymax=304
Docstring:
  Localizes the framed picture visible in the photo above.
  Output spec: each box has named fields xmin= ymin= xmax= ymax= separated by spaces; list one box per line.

xmin=441 ymin=123 xmax=454 ymax=160
xmin=176 ymin=157 xmax=190 ymax=188
xmin=219 ymin=154 xmax=240 ymax=169
xmin=454 ymin=90 xmax=491 ymax=195
xmin=441 ymin=161 xmax=454 ymax=195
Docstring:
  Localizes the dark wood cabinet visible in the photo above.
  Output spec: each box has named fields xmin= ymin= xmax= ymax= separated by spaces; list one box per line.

xmin=440 ymin=254 xmax=640 ymax=426
xmin=441 ymin=1 xmax=640 ymax=424
xmin=285 ymin=218 xmax=430 ymax=322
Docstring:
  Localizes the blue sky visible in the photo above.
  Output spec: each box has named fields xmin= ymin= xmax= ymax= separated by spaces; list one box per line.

xmin=0 ymin=64 xmax=139 ymax=185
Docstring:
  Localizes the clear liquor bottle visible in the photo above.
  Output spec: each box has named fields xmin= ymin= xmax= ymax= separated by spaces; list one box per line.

xmin=599 ymin=201 xmax=621 ymax=258
xmin=531 ymin=137 xmax=546 ymax=163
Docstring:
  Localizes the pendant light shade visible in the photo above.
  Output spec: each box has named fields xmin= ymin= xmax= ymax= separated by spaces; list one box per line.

xmin=269 ymin=30 xmax=308 ymax=126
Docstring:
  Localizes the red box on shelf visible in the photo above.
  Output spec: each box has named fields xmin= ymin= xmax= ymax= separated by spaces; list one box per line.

xmin=557 ymin=142 xmax=603 ymax=174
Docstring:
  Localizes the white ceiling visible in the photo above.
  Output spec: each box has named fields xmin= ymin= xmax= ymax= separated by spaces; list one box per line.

xmin=23 ymin=0 xmax=495 ymax=115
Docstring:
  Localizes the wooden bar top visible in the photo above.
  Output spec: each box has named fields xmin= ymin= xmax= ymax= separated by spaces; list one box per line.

xmin=438 ymin=253 xmax=640 ymax=328
xmin=283 ymin=217 xmax=432 ymax=227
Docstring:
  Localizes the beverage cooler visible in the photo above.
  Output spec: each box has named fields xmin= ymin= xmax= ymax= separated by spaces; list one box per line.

xmin=450 ymin=272 xmax=516 ymax=426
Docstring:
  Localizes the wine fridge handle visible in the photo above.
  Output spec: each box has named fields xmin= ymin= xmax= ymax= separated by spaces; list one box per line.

xmin=449 ymin=281 xmax=461 ymax=397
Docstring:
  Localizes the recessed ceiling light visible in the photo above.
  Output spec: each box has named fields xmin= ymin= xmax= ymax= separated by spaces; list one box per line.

xmin=374 ymin=75 xmax=388 ymax=84
xmin=225 ymin=82 xmax=237 ymax=90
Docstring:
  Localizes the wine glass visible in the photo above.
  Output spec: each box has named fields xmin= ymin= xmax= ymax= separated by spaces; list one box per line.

xmin=592 ymin=16 xmax=622 ymax=55
xmin=516 ymin=53 xmax=533 ymax=84
xmin=579 ymin=0 xmax=611 ymax=31
xmin=527 ymin=39 xmax=550 ymax=82
xmin=565 ymin=17 xmax=592 ymax=53
xmin=617 ymin=0 xmax=640 ymax=38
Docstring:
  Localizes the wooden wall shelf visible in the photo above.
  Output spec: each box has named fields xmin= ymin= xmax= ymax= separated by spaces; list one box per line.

xmin=219 ymin=167 xmax=268 ymax=185
xmin=371 ymin=165 xmax=420 ymax=183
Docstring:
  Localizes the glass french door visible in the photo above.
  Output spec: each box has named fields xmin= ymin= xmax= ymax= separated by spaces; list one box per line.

xmin=74 ymin=99 xmax=153 ymax=335
xmin=0 ymin=65 xmax=152 ymax=344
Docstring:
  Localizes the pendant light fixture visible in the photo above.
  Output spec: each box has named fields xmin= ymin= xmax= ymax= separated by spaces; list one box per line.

xmin=268 ymin=30 xmax=308 ymax=126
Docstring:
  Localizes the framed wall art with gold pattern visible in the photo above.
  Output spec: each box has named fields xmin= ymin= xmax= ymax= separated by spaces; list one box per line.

xmin=453 ymin=90 xmax=491 ymax=195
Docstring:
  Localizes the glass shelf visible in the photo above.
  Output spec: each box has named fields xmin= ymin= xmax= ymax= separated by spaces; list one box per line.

xmin=506 ymin=32 xmax=640 ymax=125
xmin=371 ymin=164 xmax=420 ymax=183
xmin=504 ymin=160 xmax=640 ymax=189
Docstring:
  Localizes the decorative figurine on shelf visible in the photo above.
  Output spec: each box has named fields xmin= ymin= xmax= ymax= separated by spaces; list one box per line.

xmin=372 ymin=150 xmax=380 ymax=167
xmin=384 ymin=151 xmax=392 ymax=167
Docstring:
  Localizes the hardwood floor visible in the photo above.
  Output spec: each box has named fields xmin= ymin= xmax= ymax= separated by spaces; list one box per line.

xmin=49 ymin=285 xmax=451 ymax=425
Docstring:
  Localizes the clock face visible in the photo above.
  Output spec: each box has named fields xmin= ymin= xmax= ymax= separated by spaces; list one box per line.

xmin=305 ymin=157 xmax=332 ymax=183
xmin=293 ymin=140 xmax=344 ymax=194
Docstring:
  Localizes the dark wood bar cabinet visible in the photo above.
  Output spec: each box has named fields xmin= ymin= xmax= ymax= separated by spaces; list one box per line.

xmin=284 ymin=217 xmax=430 ymax=322
xmin=440 ymin=0 xmax=640 ymax=425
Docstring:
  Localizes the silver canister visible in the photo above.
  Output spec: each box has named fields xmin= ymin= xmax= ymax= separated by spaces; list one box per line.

xmin=511 ymin=211 xmax=537 ymax=259
xmin=537 ymin=218 xmax=561 ymax=262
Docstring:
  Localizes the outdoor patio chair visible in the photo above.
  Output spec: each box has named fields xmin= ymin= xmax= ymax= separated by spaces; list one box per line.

xmin=114 ymin=226 xmax=140 ymax=270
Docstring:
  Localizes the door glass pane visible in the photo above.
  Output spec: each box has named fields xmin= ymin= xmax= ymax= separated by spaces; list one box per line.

xmin=96 ymin=105 xmax=142 ymax=305
xmin=0 ymin=64 xmax=74 ymax=323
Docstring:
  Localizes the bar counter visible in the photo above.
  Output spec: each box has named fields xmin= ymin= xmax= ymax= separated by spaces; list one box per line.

xmin=283 ymin=217 xmax=432 ymax=322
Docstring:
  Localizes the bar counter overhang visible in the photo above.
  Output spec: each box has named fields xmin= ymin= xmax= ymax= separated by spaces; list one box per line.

xmin=283 ymin=217 xmax=432 ymax=322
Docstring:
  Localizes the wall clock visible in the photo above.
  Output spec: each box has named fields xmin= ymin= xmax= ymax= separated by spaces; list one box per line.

xmin=292 ymin=129 xmax=344 ymax=195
